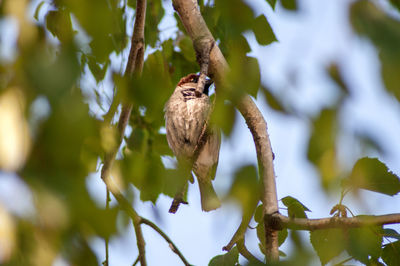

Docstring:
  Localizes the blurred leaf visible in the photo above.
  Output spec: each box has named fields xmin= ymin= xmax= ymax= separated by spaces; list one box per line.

xmin=203 ymin=4 xmax=221 ymax=36
xmin=208 ymin=246 xmax=239 ymax=266
xmin=350 ymin=1 xmax=400 ymax=103
xmin=382 ymin=240 xmax=400 ymax=266
xmin=278 ymin=228 xmax=288 ymax=247
xmin=383 ymin=228 xmax=400 ymax=240
xmin=252 ymin=15 xmax=277 ymax=46
xmin=354 ymin=131 xmax=386 ymax=156
xmin=63 ymin=235 xmax=99 ymax=266
xmin=256 ymin=222 xmax=266 ymax=252
xmin=122 ymin=151 xmax=165 ymax=203
xmin=347 ymin=157 xmax=400 ymax=196
xmin=55 ymin=0 xmax=120 ymax=61
xmin=227 ymin=56 xmax=261 ymax=99
xmin=34 ymin=1 xmax=45 ymax=21
xmin=281 ymin=0 xmax=298 ymax=11
xmin=310 ymin=229 xmax=346 ymax=265
xmin=152 ymin=133 xmax=173 ymax=156
xmin=228 ymin=165 xmax=260 ymax=218
xmin=127 ymin=127 xmax=149 ymax=153
xmin=326 ymin=63 xmax=350 ymax=98
xmin=281 ymin=196 xmax=310 ymax=218
xmin=145 ymin=0 xmax=164 ymax=47
xmin=24 ymin=44 xmax=80 ymax=103
xmin=162 ymin=168 xmax=189 ymax=199
xmin=178 ymin=35 xmax=196 ymax=62
xmin=389 ymin=0 xmax=400 ymax=11
xmin=261 ymin=86 xmax=289 ymax=114
xmin=215 ymin=0 xmax=254 ymax=38
xmin=46 ymin=9 xmax=74 ymax=43
xmin=23 ymin=92 xmax=100 ymax=184
xmin=210 ymin=98 xmax=236 ymax=136
xmin=254 ymin=204 xmax=263 ymax=223
xmin=174 ymin=13 xmax=186 ymax=33
xmin=87 ymin=57 xmax=108 ymax=83
xmin=161 ymin=39 xmax=174 ymax=61
xmin=130 ymin=50 xmax=173 ymax=129
xmin=266 ymin=0 xmax=278 ymax=9
xmin=347 ymin=226 xmax=382 ymax=264
xmin=307 ymin=108 xmax=339 ymax=189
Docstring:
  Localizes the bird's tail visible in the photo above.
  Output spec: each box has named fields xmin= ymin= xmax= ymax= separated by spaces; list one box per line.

xmin=198 ymin=180 xmax=221 ymax=212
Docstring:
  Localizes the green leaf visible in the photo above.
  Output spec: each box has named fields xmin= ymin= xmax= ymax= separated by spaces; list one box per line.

xmin=215 ymin=0 xmax=254 ymax=38
xmin=122 ymin=151 xmax=165 ymax=203
xmin=145 ymin=0 xmax=164 ymax=47
xmin=346 ymin=226 xmax=382 ymax=264
xmin=307 ymin=108 xmax=339 ymax=189
xmin=383 ymin=228 xmax=400 ymax=240
xmin=228 ymin=165 xmax=260 ymax=217
xmin=45 ymin=9 xmax=74 ymax=43
xmin=210 ymin=98 xmax=236 ymax=136
xmin=278 ymin=228 xmax=288 ymax=247
xmin=281 ymin=0 xmax=298 ymax=11
xmin=389 ymin=0 xmax=400 ymax=11
xmin=252 ymin=15 xmax=277 ymax=46
xmin=281 ymin=196 xmax=310 ymax=218
xmin=178 ymin=36 xmax=196 ymax=62
xmin=382 ymin=240 xmax=400 ymax=266
xmin=87 ymin=57 xmax=108 ymax=83
xmin=326 ymin=63 xmax=350 ymax=99
xmin=256 ymin=222 xmax=265 ymax=252
xmin=152 ymin=133 xmax=173 ymax=156
xmin=266 ymin=0 xmax=277 ymax=9
xmin=208 ymin=246 xmax=239 ymax=266
xmin=347 ymin=157 xmax=400 ymax=196
xmin=254 ymin=204 xmax=263 ymax=223
xmin=350 ymin=1 xmax=400 ymax=103
xmin=261 ymin=86 xmax=289 ymax=114
xmin=34 ymin=1 xmax=45 ymax=21
xmin=310 ymin=229 xmax=346 ymax=265
xmin=227 ymin=56 xmax=261 ymax=99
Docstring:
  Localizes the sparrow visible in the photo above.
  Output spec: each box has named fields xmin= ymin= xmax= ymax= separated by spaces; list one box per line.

xmin=164 ymin=73 xmax=221 ymax=213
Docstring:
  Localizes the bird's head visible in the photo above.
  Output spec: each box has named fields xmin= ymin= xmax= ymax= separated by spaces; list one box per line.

xmin=177 ymin=73 xmax=214 ymax=95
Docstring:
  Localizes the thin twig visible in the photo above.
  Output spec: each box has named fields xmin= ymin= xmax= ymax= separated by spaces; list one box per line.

xmin=276 ymin=213 xmax=400 ymax=230
xmin=132 ymin=256 xmax=140 ymax=266
xmin=236 ymin=238 xmax=263 ymax=264
xmin=140 ymin=218 xmax=192 ymax=266
xmin=104 ymin=189 xmax=111 ymax=266
xmin=223 ymin=202 xmax=258 ymax=252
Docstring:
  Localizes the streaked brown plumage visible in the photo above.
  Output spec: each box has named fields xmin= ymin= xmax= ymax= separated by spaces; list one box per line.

xmin=164 ymin=73 xmax=221 ymax=213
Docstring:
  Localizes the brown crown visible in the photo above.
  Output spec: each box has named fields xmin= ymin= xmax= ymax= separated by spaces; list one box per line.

xmin=177 ymin=73 xmax=199 ymax=86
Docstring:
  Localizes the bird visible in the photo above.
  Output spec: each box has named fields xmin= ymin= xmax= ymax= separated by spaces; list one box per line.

xmin=164 ymin=73 xmax=221 ymax=213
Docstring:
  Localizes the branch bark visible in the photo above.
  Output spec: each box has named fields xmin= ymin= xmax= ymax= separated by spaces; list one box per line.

xmin=276 ymin=213 xmax=400 ymax=230
xmin=100 ymin=0 xmax=147 ymax=265
xmin=172 ymin=0 xmax=279 ymax=261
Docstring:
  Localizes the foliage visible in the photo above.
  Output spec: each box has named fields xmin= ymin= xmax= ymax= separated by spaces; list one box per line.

xmin=0 ymin=0 xmax=400 ymax=265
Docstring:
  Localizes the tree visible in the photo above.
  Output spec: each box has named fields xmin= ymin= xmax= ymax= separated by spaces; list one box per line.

xmin=0 ymin=0 xmax=400 ymax=265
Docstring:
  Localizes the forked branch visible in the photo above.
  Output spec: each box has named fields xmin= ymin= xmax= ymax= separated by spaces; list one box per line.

xmin=172 ymin=0 xmax=279 ymax=261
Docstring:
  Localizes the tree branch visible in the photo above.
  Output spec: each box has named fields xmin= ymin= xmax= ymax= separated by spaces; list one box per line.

xmin=140 ymin=218 xmax=192 ymax=266
xmin=275 ymin=213 xmax=400 ymax=230
xmin=100 ymin=0 xmax=147 ymax=265
xmin=172 ymin=0 xmax=279 ymax=261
